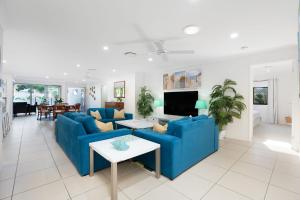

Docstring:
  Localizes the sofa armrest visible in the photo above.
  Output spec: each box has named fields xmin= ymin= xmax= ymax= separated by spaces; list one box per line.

xmin=77 ymin=128 xmax=132 ymax=175
xmin=125 ymin=113 xmax=133 ymax=119
xmin=133 ymin=129 xmax=182 ymax=179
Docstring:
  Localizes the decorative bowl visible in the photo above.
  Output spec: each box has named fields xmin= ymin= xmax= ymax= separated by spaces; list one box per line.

xmin=111 ymin=140 xmax=129 ymax=151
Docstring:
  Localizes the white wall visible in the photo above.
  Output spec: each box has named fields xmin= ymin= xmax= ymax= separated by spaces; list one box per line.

xmin=144 ymin=46 xmax=297 ymax=141
xmin=101 ymin=74 xmax=136 ymax=115
xmin=0 ymin=24 xmax=4 ymax=148
xmin=85 ymin=83 xmax=102 ymax=110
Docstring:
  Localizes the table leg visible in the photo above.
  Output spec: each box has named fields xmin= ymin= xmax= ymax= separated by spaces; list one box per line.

xmin=111 ymin=162 xmax=118 ymax=200
xmin=155 ymin=148 xmax=161 ymax=178
xmin=89 ymin=147 xmax=94 ymax=176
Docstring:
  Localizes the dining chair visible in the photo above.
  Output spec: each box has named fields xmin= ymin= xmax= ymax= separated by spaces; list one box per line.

xmin=37 ymin=105 xmax=50 ymax=120
xmin=53 ymin=105 xmax=66 ymax=120
xmin=75 ymin=103 xmax=81 ymax=112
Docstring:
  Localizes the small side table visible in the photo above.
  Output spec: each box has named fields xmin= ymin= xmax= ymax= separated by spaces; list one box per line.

xmin=89 ymin=135 xmax=160 ymax=200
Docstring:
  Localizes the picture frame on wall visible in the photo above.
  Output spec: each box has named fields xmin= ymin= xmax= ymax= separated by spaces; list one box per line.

xmin=163 ymin=69 xmax=202 ymax=90
xmin=114 ymin=81 xmax=125 ymax=98
xmin=253 ymin=87 xmax=268 ymax=105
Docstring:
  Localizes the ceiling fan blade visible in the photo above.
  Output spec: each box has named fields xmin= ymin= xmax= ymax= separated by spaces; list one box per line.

xmin=114 ymin=24 xmax=156 ymax=52
xmin=153 ymin=41 xmax=165 ymax=52
xmin=166 ymin=50 xmax=195 ymax=54
xmin=133 ymin=24 xmax=156 ymax=52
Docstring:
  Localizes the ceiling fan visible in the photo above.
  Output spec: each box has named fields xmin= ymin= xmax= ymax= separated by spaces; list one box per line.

xmin=115 ymin=24 xmax=195 ymax=61
xmin=150 ymin=40 xmax=194 ymax=61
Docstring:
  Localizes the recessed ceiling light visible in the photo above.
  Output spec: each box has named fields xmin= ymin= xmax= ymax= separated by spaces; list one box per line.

xmin=76 ymin=64 xmax=80 ymax=68
xmin=230 ymin=32 xmax=239 ymax=39
xmin=45 ymin=76 xmax=49 ymax=79
xmin=2 ymin=60 xmax=7 ymax=64
xmin=82 ymin=79 xmax=86 ymax=82
xmin=112 ymin=69 xmax=116 ymax=72
xmin=103 ymin=46 xmax=109 ymax=51
xmin=63 ymin=72 xmax=68 ymax=76
xmin=148 ymin=57 xmax=153 ymax=62
xmin=183 ymin=25 xmax=200 ymax=35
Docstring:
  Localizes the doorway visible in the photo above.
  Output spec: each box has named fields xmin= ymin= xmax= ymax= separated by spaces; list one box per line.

xmin=67 ymin=88 xmax=85 ymax=111
xmin=250 ymin=60 xmax=294 ymax=145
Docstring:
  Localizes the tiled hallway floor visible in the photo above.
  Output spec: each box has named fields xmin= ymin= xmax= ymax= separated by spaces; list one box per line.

xmin=1 ymin=117 xmax=300 ymax=200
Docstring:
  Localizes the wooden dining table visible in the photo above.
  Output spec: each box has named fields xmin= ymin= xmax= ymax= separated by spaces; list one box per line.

xmin=37 ymin=104 xmax=79 ymax=120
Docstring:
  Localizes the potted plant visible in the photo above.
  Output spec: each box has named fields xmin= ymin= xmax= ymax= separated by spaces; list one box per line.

xmin=137 ymin=86 xmax=154 ymax=118
xmin=55 ymin=96 xmax=63 ymax=104
xmin=208 ymin=79 xmax=246 ymax=139
xmin=116 ymin=97 xmax=123 ymax=102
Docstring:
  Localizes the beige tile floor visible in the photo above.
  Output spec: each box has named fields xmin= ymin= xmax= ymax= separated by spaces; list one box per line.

xmin=1 ymin=117 xmax=300 ymax=200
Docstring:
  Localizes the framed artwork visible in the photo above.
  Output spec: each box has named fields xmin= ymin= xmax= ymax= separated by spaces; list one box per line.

xmin=114 ymin=81 xmax=125 ymax=98
xmin=253 ymin=87 xmax=268 ymax=105
xmin=174 ymin=71 xmax=186 ymax=89
xmin=163 ymin=69 xmax=201 ymax=90
xmin=163 ymin=74 xmax=174 ymax=90
xmin=186 ymin=70 xmax=202 ymax=88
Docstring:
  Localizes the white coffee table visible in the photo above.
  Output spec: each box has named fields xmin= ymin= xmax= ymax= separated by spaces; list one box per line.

xmin=89 ymin=135 xmax=160 ymax=200
xmin=115 ymin=119 xmax=154 ymax=130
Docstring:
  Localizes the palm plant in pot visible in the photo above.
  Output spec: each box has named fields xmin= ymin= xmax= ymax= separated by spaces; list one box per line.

xmin=208 ymin=79 xmax=246 ymax=139
xmin=137 ymin=86 xmax=154 ymax=118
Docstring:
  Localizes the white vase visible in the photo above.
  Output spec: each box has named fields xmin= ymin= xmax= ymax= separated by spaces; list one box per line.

xmin=219 ymin=130 xmax=226 ymax=140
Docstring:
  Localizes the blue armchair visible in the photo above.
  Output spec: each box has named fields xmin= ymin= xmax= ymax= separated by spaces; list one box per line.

xmin=55 ymin=115 xmax=131 ymax=176
xmin=133 ymin=116 xmax=219 ymax=180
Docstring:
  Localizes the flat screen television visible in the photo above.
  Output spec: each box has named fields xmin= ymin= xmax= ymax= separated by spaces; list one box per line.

xmin=164 ymin=91 xmax=198 ymax=116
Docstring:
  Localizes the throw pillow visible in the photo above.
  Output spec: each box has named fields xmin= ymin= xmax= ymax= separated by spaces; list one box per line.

xmin=90 ymin=110 xmax=101 ymax=120
xmin=95 ymin=120 xmax=114 ymax=132
xmin=153 ymin=123 xmax=168 ymax=134
xmin=114 ymin=109 xmax=125 ymax=119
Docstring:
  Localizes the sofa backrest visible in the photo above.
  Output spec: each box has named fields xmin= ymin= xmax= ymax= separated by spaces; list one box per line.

xmin=56 ymin=115 xmax=87 ymax=138
xmin=172 ymin=117 xmax=218 ymax=167
xmin=64 ymin=112 xmax=86 ymax=120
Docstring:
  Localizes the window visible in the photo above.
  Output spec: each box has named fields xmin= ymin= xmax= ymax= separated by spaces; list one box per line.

xmin=14 ymin=84 xmax=61 ymax=105
xmin=253 ymin=87 xmax=268 ymax=105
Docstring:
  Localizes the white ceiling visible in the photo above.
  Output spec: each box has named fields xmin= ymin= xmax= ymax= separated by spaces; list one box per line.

xmin=253 ymin=60 xmax=294 ymax=80
xmin=1 ymin=0 xmax=298 ymax=82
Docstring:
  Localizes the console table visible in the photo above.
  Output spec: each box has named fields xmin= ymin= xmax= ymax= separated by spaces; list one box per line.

xmin=105 ymin=102 xmax=124 ymax=110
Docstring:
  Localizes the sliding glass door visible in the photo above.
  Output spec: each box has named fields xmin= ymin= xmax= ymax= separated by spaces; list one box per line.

xmin=14 ymin=84 xmax=61 ymax=105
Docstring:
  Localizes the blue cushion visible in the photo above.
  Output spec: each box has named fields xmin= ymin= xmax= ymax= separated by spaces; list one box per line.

xmin=74 ymin=116 xmax=100 ymax=134
xmin=192 ymin=115 xmax=208 ymax=121
xmin=97 ymin=108 xmax=107 ymax=119
xmin=105 ymin=108 xmax=115 ymax=119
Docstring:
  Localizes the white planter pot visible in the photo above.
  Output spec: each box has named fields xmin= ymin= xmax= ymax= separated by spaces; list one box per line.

xmin=219 ymin=130 xmax=226 ymax=140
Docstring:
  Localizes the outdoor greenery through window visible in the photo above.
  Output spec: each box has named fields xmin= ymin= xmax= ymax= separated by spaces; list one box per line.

xmin=14 ymin=84 xmax=61 ymax=105
xmin=253 ymin=87 xmax=268 ymax=105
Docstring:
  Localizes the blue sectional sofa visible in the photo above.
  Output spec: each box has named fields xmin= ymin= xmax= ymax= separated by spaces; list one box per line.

xmin=87 ymin=108 xmax=133 ymax=128
xmin=55 ymin=113 xmax=131 ymax=176
xmin=133 ymin=115 xmax=219 ymax=180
